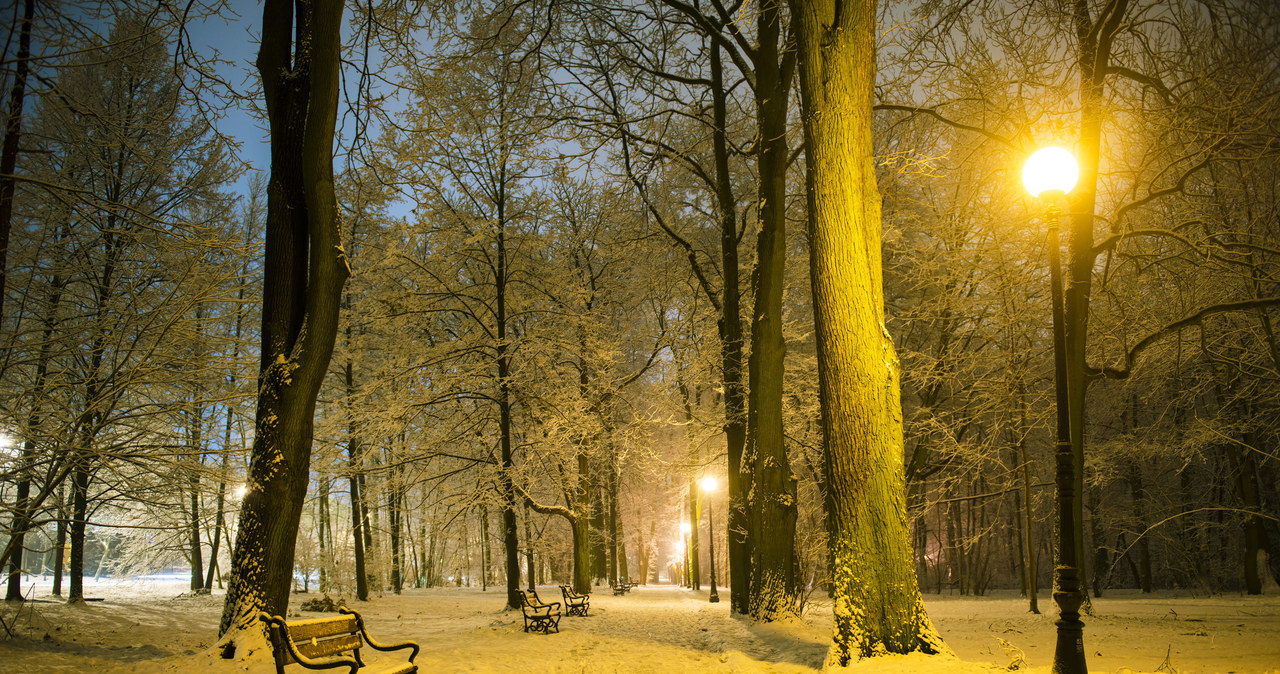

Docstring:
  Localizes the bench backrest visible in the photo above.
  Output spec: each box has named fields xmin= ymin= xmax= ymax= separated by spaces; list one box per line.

xmin=269 ymin=614 xmax=361 ymax=665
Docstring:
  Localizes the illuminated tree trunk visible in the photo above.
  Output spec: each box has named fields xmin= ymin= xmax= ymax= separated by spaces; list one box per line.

xmin=790 ymin=0 xmax=947 ymax=663
xmin=218 ymin=0 xmax=349 ymax=639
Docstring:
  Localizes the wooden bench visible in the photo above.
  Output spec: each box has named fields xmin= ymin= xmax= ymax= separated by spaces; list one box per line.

xmin=611 ymin=581 xmax=638 ymax=595
xmin=517 ymin=590 xmax=560 ymax=634
xmin=259 ymin=607 xmax=419 ymax=674
xmin=559 ymin=585 xmax=590 ymax=616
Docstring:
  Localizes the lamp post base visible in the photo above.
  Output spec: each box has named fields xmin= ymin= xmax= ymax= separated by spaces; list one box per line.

xmin=1052 ymin=567 xmax=1087 ymax=674
xmin=709 ymin=584 xmax=719 ymax=603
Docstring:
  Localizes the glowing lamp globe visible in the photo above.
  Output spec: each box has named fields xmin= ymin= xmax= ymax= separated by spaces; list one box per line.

xmin=681 ymin=521 xmax=691 ymax=535
xmin=700 ymin=476 xmax=717 ymax=493
xmin=1022 ymin=147 xmax=1079 ymax=197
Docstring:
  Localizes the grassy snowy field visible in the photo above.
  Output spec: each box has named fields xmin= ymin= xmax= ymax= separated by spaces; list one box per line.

xmin=2 ymin=577 xmax=1278 ymax=672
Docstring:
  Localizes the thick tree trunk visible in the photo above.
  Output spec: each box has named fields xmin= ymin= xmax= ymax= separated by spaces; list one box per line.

xmin=218 ymin=0 xmax=349 ymax=641
xmin=791 ymin=0 xmax=946 ymax=662
xmin=745 ymin=0 xmax=799 ymax=622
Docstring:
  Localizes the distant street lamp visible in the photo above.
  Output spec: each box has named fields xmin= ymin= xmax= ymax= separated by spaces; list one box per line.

xmin=699 ymin=476 xmax=720 ymax=603
xmin=680 ymin=521 xmax=692 ymax=588
xmin=1023 ymin=146 xmax=1087 ymax=674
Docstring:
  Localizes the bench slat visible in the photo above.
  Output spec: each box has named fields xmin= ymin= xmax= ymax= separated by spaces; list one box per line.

xmin=285 ymin=615 xmax=359 ymax=641
xmin=281 ymin=633 xmax=363 ymax=663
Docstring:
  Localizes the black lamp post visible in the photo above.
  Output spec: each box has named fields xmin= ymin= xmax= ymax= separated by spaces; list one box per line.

xmin=1024 ymin=146 xmax=1087 ymax=674
xmin=700 ymin=476 xmax=719 ymax=603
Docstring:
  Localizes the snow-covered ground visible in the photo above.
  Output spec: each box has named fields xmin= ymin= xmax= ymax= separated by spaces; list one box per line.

xmin=2 ymin=576 xmax=1278 ymax=673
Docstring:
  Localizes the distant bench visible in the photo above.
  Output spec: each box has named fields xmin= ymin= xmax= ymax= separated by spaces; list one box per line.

xmin=611 ymin=581 xmax=638 ymax=596
xmin=260 ymin=607 xmax=419 ymax=673
xmin=559 ymin=585 xmax=590 ymax=616
xmin=518 ymin=590 xmax=561 ymax=634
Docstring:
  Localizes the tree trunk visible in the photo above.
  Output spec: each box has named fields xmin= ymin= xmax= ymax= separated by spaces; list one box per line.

xmin=745 ymin=0 xmax=799 ymax=622
xmin=425 ymin=524 xmax=437 ymax=588
xmin=590 ymin=481 xmax=608 ymax=583
xmin=791 ymin=0 xmax=947 ymax=661
xmin=189 ymin=481 xmax=203 ymax=591
xmin=205 ymin=428 xmax=230 ymax=591
xmin=218 ymin=0 xmax=350 ymax=640
xmin=1125 ymin=459 xmax=1152 ymax=593
xmin=0 ymin=0 xmax=34 ymax=324
xmin=68 ymin=459 xmax=89 ymax=603
xmin=1064 ymin=0 xmax=1137 ymax=601
xmin=349 ymin=437 xmax=369 ymax=601
xmin=53 ymin=483 xmax=66 ymax=597
xmin=609 ymin=458 xmax=622 ymax=587
xmin=480 ymin=505 xmax=490 ymax=591
xmin=1016 ymin=384 xmax=1038 ymax=613
xmin=389 ymin=459 xmax=403 ymax=594
xmin=523 ymin=505 xmax=536 ymax=590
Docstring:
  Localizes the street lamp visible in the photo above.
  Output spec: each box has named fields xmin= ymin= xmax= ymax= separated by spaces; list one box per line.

xmin=680 ymin=521 xmax=692 ymax=588
xmin=699 ymin=476 xmax=720 ymax=603
xmin=1023 ymin=146 xmax=1087 ymax=674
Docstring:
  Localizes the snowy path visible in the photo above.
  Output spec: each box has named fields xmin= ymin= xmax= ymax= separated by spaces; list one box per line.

xmin=382 ymin=585 xmax=830 ymax=673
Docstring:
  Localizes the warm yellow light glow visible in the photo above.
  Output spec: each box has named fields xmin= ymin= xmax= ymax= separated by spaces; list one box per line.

xmin=680 ymin=521 xmax=691 ymax=535
xmin=1022 ymin=147 xmax=1079 ymax=197
xmin=700 ymin=476 xmax=717 ymax=493
xmin=233 ymin=484 xmax=248 ymax=499
xmin=673 ymin=539 xmax=685 ymax=553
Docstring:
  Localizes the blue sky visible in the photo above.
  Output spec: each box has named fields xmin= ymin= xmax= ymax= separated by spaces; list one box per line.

xmin=182 ymin=0 xmax=271 ymax=192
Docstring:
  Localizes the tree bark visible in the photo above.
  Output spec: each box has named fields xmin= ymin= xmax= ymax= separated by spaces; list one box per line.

xmin=349 ymin=430 xmax=369 ymax=601
xmin=52 ymin=483 xmax=66 ymax=597
xmin=68 ymin=454 xmax=89 ymax=603
xmin=0 ymin=0 xmax=34 ymax=325
xmin=790 ymin=0 xmax=947 ymax=662
xmin=745 ymin=0 xmax=800 ymax=622
xmin=523 ymin=505 xmax=536 ymax=590
xmin=218 ymin=0 xmax=350 ymax=639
